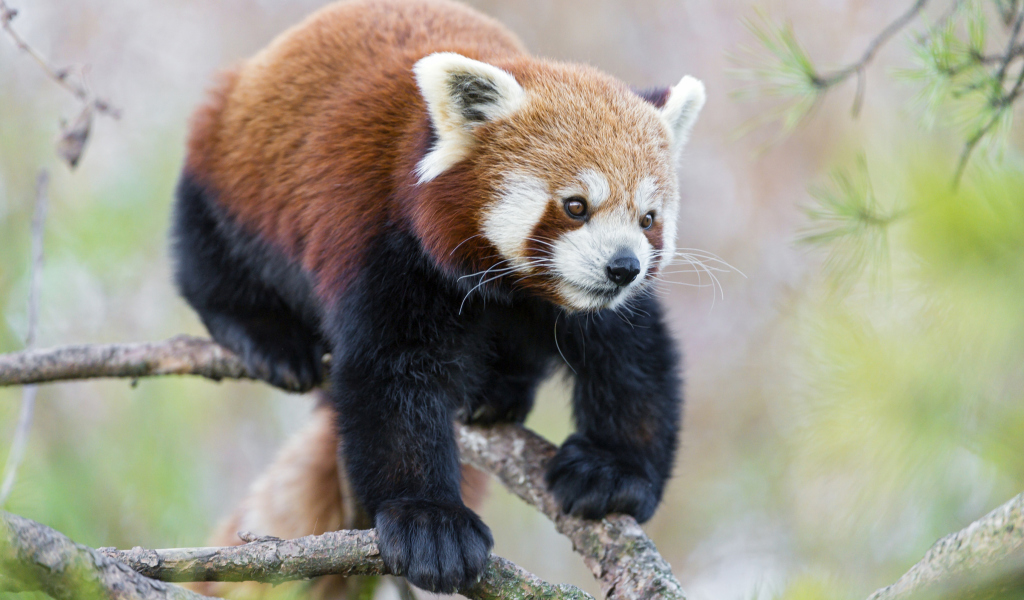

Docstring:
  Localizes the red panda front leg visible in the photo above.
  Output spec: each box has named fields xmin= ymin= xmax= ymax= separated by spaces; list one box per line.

xmin=327 ymin=231 xmax=494 ymax=595
xmin=545 ymin=295 xmax=682 ymax=524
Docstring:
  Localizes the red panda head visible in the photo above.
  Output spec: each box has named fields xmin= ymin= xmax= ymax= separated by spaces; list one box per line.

xmin=413 ymin=52 xmax=705 ymax=312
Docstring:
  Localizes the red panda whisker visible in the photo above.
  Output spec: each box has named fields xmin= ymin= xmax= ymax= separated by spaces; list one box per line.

xmin=553 ymin=311 xmax=577 ymax=375
xmin=450 ymin=233 xmax=483 ymax=256
xmin=457 ymin=258 xmax=513 ymax=281
xmin=458 ymin=268 xmax=518 ymax=314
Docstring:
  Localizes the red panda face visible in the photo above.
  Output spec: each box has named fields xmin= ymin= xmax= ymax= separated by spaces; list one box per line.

xmin=414 ymin=53 xmax=705 ymax=311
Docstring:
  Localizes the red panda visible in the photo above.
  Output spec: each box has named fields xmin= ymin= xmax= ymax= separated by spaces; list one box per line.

xmin=173 ymin=0 xmax=704 ymax=595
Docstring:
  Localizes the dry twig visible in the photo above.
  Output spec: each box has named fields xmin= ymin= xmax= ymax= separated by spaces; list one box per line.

xmin=814 ymin=0 xmax=931 ymax=116
xmin=0 ymin=170 xmax=48 ymax=507
xmin=0 ymin=0 xmax=120 ymax=166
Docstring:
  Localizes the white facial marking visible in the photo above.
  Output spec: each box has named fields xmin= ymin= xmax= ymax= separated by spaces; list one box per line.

xmin=557 ymin=169 xmax=611 ymax=210
xmin=413 ymin=52 xmax=526 ymax=183
xmin=635 ymin=176 xmax=661 ymax=212
xmin=551 ymin=185 xmax=655 ymax=311
xmin=578 ymin=169 xmax=610 ymax=208
xmin=482 ymin=173 xmax=549 ymax=265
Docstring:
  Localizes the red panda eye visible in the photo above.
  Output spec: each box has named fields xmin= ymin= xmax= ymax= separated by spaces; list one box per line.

xmin=641 ymin=212 xmax=655 ymax=229
xmin=563 ymin=197 xmax=588 ymax=219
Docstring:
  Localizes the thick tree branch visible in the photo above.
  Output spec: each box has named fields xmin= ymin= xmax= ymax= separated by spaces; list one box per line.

xmin=867 ymin=491 xmax=1024 ymax=600
xmin=457 ymin=425 xmax=686 ymax=600
xmin=0 ymin=510 xmax=212 ymax=600
xmin=99 ymin=530 xmax=592 ymax=600
xmin=0 ymin=338 xmax=679 ymax=599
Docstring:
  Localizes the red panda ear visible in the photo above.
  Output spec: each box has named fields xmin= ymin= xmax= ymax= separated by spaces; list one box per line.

xmin=633 ymin=86 xmax=671 ymax=109
xmin=658 ymin=75 xmax=705 ymax=158
xmin=413 ymin=52 xmax=525 ymax=183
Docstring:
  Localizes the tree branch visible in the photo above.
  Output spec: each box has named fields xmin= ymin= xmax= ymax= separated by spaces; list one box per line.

xmin=0 ymin=0 xmax=120 ymax=118
xmin=457 ymin=425 xmax=686 ymax=600
xmin=0 ymin=338 xmax=682 ymax=600
xmin=867 ymin=491 xmax=1024 ymax=600
xmin=0 ymin=0 xmax=120 ymax=167
xmin=98 ymin=530 xmax=592 ymax=600
xmin=814 ymin=0 xmax=931 ymax=115
xmin=0 ymin=336 xmax=256 ymax=386
xmin=0 ymin=510 xmax=213 ymax=600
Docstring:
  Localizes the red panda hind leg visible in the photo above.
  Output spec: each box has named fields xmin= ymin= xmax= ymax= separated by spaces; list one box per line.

xmin=171 ymin=173 xmax=327 ymax=394
xmin=190 ymin=399 xmax=489 ymax=600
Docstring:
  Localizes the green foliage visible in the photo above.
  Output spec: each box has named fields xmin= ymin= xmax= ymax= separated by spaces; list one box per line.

xmin=730 ymin=10 xmax=824 ymax=137
xmin=736 ymin=1 xmax=1024 ymax=177
xmin=785 ymin=153 xmax=1024 ymax=593
xmin=798 ymin=157 xmax=904 ymax=293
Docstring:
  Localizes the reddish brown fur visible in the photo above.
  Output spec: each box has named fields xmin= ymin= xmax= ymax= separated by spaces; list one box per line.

xmin=186 ymin=0 xmax=526 ymax=298
xmin=185 ymin=0 xmax=674 ymax=304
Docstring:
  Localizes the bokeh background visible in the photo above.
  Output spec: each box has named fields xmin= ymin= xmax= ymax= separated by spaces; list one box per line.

xmin=1 ymin=1 xmax=1023 ymax=599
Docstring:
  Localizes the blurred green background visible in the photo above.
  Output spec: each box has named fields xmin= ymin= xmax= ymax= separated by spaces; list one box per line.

xmin=1 ymin=1 xmax=1023 ymax=599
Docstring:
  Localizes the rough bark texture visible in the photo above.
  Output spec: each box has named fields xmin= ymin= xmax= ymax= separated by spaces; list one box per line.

xmin=0 ymin=510 xmax=212 ymax=600
xmin=0 ymin=338 xmax=687 ymax=600
xmin=867 ymin=492 xmax=1024 ymax=600
xmin=457 ymin=424 xmax=686 ymax=600
xmin=99 ymin=530 xmax=592 ymax=600
xmin=0 ymin=336 xmax=254 ymax=386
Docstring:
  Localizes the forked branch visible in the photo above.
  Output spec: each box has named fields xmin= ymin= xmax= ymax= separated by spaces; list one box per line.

xmin=0 ymin=337 xmax=683 ymax=600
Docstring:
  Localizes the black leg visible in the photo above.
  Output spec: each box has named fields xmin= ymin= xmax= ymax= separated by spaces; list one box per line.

xmin=545 ymin=295 xmax=682 ymax=523
xmin=171 ymin=173 xmax=325 ymax=392
xmin=328 ymin=230 xmax=493 ymax=594
xmin=459 ymin=305 xmax=553 ymax=425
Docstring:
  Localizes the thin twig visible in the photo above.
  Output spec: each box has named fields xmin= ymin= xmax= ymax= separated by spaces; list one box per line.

xmin=915 ymin=0 xmax=967 ymax=44
xmin=0 ymin=1 xmax=120 ymax=118
xmin=814 ymin=0 xmax=931 ymax=115
xmin=995 ymin=7 xmax=1024 ymax=86
xmin=0 ymin=170 xmax=48 ymax=507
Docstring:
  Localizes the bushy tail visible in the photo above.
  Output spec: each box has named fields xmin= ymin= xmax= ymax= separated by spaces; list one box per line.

xmin=190 ymin=394 xmax=489 ymax=599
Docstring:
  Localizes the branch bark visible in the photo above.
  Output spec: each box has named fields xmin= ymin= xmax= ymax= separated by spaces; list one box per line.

xmin=0 ymin=336 xmax=255 ymax=386
xmin=0 ymin=510 xmax=212 ymax=600
xmin=867 ymin=491 xmax=1024 ymax=600
xmin=0 ymin=338 xmax=678 ymax=600
xmin=457 ymin=425 xmax=686 ymax=600
xmin=99 ymin=530 xmax=592 ymax=600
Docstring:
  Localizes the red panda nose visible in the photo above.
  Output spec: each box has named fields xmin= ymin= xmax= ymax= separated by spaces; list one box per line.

xmin=606 ymin=251 xmax=641 ymax=287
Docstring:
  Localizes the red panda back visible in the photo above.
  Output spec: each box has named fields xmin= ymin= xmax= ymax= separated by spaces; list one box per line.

xmin=185 ymin=0 xmax=526 ymax=297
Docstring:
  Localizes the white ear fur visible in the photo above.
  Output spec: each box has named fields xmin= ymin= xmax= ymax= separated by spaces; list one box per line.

xmin=413 ymin=52 xmax=525 ymax=183
xmin=659 ymin=75 xmax=705 ymax=157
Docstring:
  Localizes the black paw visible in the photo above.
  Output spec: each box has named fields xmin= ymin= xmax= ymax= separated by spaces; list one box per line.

xmin=544 ymin=434 xmax=661 ymax=523
xmin=376 ymin=499 xmax=493 ymax=594
xmin=204 ymin=313 xmax=324 ymax=393
xmin=240 ymin=335 xmax=324 ymax=393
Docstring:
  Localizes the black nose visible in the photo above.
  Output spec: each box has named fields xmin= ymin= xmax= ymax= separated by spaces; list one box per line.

xmin=606 ymin=251 xmax=641 ymax=287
